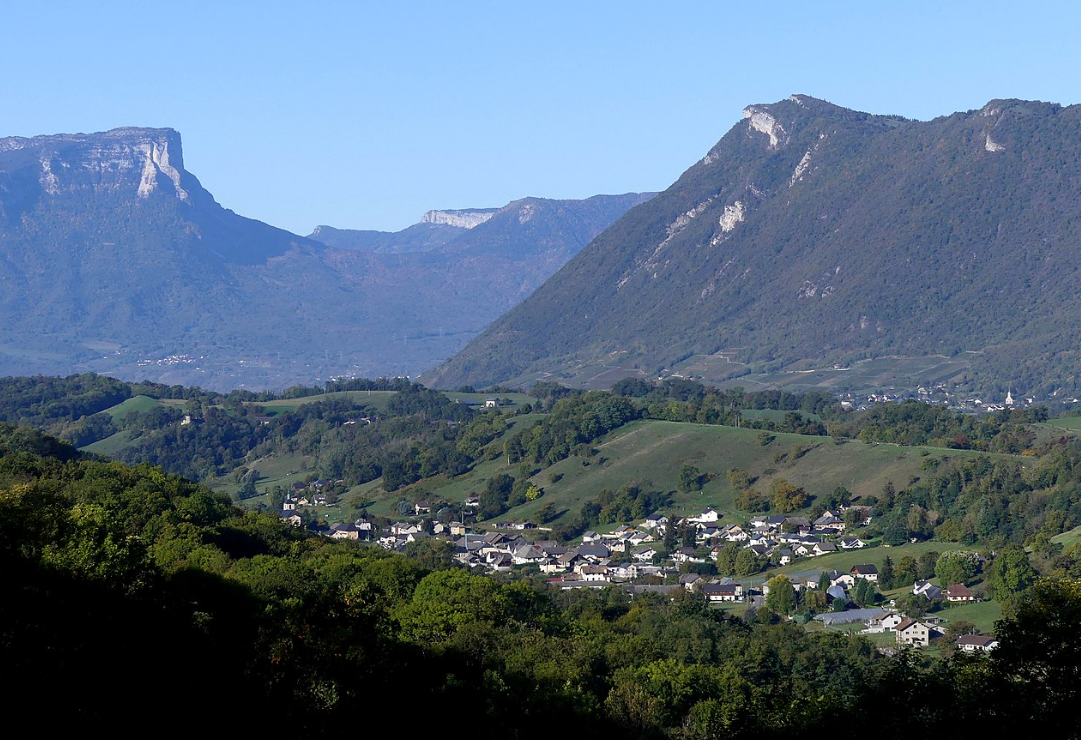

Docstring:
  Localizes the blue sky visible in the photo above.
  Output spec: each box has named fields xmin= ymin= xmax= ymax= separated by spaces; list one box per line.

xmin=3 ymin=1 xmax=1079 ymax=233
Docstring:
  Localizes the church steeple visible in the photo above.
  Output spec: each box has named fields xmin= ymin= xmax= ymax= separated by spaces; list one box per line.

xmin=1005 ymin=388 xmax=1015 ymax=406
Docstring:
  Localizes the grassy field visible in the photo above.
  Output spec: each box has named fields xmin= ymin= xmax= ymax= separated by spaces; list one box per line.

xmin=81 ymin=395 xmax=167 ymax=454
xmin=503 ymin=421 xmax=1018 ymax=527
xmin=249 ymin=390 xmax=535 ymax=416
xmin=355 ymin=413 xmax=548 ymax=518
xmin=103 ymin=394 xmax=162 ymax=419
xmin=1052 ymin=524 xmax=1081 ymax=550
xmin=935 ymin=599 xmax=1002 ymax=634
xmin=1045 ymin=416 xmax=1081 ymax=432
xmin=209 ymin=452 xmax=314 ymax=503
xmin=751 ymin=540 xmax=965 ymax=585
xmin=82 ymin=429 xmax=137 ymax=456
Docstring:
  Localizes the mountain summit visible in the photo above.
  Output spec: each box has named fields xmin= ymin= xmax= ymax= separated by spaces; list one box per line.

xmin=424 ymin=96 xmax=1081 ymax=396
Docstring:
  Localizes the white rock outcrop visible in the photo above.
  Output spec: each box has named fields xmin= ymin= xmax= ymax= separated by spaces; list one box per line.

xmin=718 ymin=201 xmax=745 ymax=233
xmin=137 ymin=139 xmax=189 ymax=202
xmin=790 ymin=150 xmax=813 ymax=186
xmin=629 ymin=198 xmax=715 ymax=285
xmin=421 ymin=209 xmax=496 ymax=229
xmin=743 ymin=106 xmax=788 ymax=149
xmin=39 ymin=157 xmax=60 ymax=195
xmin=984 ymin=132 xmax=1005 ymax=153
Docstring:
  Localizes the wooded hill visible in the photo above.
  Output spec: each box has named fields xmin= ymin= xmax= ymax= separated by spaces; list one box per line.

xmin=425 ymin=95 xmax=1081 ymax=398
xmin=4 ymin=415 xmax=1081 ymax=735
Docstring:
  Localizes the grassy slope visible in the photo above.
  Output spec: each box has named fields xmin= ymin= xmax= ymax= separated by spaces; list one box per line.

xmin=1045 ymin=416 xmax=1081 ymax=431
xmin=357 ymin=413 xmax=547 ymax=518
xmin=936 ymin=599 xmax=1002 ymax=634
xmin=507 ymin=421 xmax=1015 ymax=526
xmin=209 ymin=452 xmax=315 ymax=504
xmin=755 ymin=541 xmax=964 ymax=584
xmin=250 ymin=391 xmax=534 ymax=416
xmin=1052 ymin=524 xmax=1081 ymax=550
xmin=104 ymin=394 xmax=162 ymax=419
xmin=358 ymin=419 xmax=1023 ymax=531
xmin=81 ymin=395 xmax=164 ymax=454
xmin=82 ymin=429 xmax=137 ymax=456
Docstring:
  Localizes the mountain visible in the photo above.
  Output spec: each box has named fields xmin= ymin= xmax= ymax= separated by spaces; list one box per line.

xmin=424 ymin=95 xmax=1081 ymax=398
xmin=310 ymin=208 xmax=499 ymax=254
xmin=0 ymin=127 xmax=650 ymax=389
xmin=310 ymin=194 xmax=653 ymax=260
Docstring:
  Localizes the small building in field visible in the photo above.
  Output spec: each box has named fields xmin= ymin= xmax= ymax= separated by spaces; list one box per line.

xmin=946 ymin=584 xmax=979 ymax=602
xmin=701 ymin=582 xmax=744 ymax=602
xmin=851 ymin=564 xmax=879 ymax=582
xmin=957 ymin=634 xmax=998 ymax=652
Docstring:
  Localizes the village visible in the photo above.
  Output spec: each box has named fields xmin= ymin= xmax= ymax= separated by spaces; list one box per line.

xmin=280 ymin=485 xmax=1000 ymax=654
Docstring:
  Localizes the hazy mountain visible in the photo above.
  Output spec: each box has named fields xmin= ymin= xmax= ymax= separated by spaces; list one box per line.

xmin=0 ymin=127 xmax=650 ymax=389
xmin=424 ymin=96 xmax=1081 ymax=398
xmin=311 ymin=194 xmax=654 ymax=260
xmin=310 ymin=207 xmax=500 ymax=254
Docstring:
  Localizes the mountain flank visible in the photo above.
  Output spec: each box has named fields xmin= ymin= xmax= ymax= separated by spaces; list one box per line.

xmin=424 ymin=95 xmax=1081 ymax=399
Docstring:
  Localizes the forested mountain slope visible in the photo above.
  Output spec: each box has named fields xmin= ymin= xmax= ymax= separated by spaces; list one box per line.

xmin=426 ymin=96 xmax=1081 ymax=397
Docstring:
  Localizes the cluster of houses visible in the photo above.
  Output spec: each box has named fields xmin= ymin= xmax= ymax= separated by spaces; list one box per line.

xmin=813 ymin=577 xmax=993 ymax=651
xmin=279 ymin=499 xmax=999 ymax=651
xmin=343 ymin=504 xmax=879 ymax=592
xmin=292 ymin=502 xmax=880 ymax=581
xmin=278 ymin=479 xmax=342 ymax=513
xmin=836 ymin=385 xmax=1039 ymax=413
xmin=709 ymin=507 xmax=873 ymax=564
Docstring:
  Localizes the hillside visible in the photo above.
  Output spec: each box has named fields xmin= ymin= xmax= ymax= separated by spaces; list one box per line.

xmin=424 ymin=95 xmax=1081 ymax=399
xmin=0 ymin=127 xmax=649 ymax=389
xmin=355 ymin=418 xmax=1020 ymax=528
xmin=9 ymin=421 xmax=1077 ymax=735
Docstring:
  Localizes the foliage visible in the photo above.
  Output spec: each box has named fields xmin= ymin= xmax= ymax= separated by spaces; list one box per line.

xmin=4 ymin=425 xmax=1081 ymax=735
xmin=934 ymin=550 xmax=982 ymax=586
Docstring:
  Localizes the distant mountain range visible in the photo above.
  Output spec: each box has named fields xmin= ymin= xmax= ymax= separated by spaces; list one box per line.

xmin=0 ymin=126 xmax=651 ymax=389
xmin=425 ymin=95 xmax=1081 ymax=399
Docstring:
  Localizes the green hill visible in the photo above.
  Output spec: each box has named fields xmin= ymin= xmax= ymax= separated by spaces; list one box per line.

xmin=356 ymin=418 xmax=1022 ymax=527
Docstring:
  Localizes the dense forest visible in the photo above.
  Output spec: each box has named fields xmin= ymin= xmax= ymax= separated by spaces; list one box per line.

xmin=2 ymin=421 xmax=1080 ymax=736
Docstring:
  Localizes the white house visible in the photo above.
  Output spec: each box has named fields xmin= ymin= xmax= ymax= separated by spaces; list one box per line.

xmin=581 ymin=565 xmax=609 ymax=582
xmin=851 ymin=564 xmax=879 ymax=582
xmin=701 ymin=582 xmax=744 ymax=602
xmin=895 ymin=618 xmax=936 ymax=647
xmin=864 ymin=611 xmax=905 ymax=633
xmin=643 ymin=514 xmax=668 ymax=530
xmin=813 ymin=542 xmax=838 ymax=556
xmin=689 ymin=508 xmax=720 ymax=524
xmin=723 ymin=525 xmax=749 ymax=542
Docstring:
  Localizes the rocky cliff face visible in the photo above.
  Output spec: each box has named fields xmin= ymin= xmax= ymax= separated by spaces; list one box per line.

xmin=0 ymin=128 xmax=198 ymax=206
xmin=420 ymin=208 xmax=498 ymax=228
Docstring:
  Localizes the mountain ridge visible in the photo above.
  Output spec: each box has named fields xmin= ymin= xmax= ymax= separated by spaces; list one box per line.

xmin=0 ymin=126 xmax=651 ymax=389
xmin=423 ymin=95 xmax=1081 ymax=397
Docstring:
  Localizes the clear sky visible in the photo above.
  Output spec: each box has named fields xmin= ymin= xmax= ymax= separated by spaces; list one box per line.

xmin=3 ymin=1 xmax=1079 ymax=233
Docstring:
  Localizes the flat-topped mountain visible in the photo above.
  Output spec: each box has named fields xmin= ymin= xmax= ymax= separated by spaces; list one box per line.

xmin=0 ymin=127 xmax=650 ymax=389
xmin=424 ymin=96 xmax=1081 ymax=398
